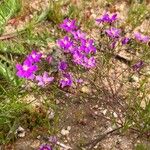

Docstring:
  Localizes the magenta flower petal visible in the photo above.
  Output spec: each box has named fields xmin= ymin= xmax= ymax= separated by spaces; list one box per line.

xmin=83 ymin=56 xmax=96 ymax=68
xmin=46 ymin=55 xmax=53 ymax=64
xmin=73 ymin=51 xmax=84 ymax=65
xmin=60 ymin=73 xmax=73 ymax=88
xmin=71 ymin=30 xmax=86 ymax=40
xmin=36 ymin=72 xmax=54 ymax=87
xmin=132 ymin=61 xmax=144 ymax=71
xmin=58 ymin=61 xmax=68 ymax=71
xmin=16 ymin=59 xmax=38 ymax=79
xmin=105 ymin=27 xmax=121 ymax=38
xmin=96 ymin=13 xmax=109 ymax=23
xmin=122 ymin=37 xmax=130 ymax=45
xmin=80 ymin=39 xmax=96 ymax=54
xmin=57 ymin=36 xmax=73 ymax=53
xmin=60 ymin=18 xmax=77 ymax=32
xmin=134 ymin=32 xmax=150 ymax=43
xmin=111 ymin=41 xmax=117 ymax=49
xmin=96 ymin=12 xmax=117 ymax=23
xmin=27 ymin=50 xmax=42 ymax=63
xmin=39 ymin=144 xmax=52 ymax=150
xmin=16 ymin=64 xmax=22 ymax=70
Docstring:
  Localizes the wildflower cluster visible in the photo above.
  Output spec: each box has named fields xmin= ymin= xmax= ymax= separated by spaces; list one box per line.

xmin=56 ymin=18 xmax=97 ymax=87
xmin=96 ymin=12 xmax=150 ymax=69
xmin=57 ymin=18 xmax=96 ymax=69
xmin=16 ymin=50 xmax=54 ymax=87
xmin=97 ymin=12 xmax=150 ymax=44
xmin=16 ymin=19 xmax=96 ymax=88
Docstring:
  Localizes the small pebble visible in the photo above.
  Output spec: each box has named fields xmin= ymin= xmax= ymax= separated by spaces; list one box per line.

xmin=102 ymin=109 xmax=107 ymax=115
xmin=81 ymin=86 xmax=91 ymax=94
xmin=61 ymin=129 xmax=69 ymax=136
xmin=15 ymin=126 xmax=26 ymax=138
xmin=113 ymin=112 xmax=118 ymax=118
xmin=67 ymin=126 xmax=71 ymax=131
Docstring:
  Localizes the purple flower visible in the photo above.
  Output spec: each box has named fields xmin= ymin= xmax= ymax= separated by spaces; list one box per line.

xmin=46 ymin=55 xmax=53 ymax=64
xmin=16 ymin=59 xmax=38 ymax=79
xmin=57 ymin=36 xmax=73 ymax=52
xmin=134 ymin=32 xmax=150 ymax=43
xmin=27 ymin=50 xmax=42 ymax=63
xmin=111 ymin=41 xmax=117 ymax=49
xmin=105 ymin=27 xmax=121 ymax=38
xmin=58 ymin=61 xmax=68 ymax=71
xmin=36 ymin=72 xmax=54 ymax=87
xmin=83 ymin=56 xmax=96 ymax=68
xmin=122 ymin=37 xmax=130 ymax=45
xmin=96 ymin=12 xmax=117 ymax=23
xmin=67 ymin=45 xmax=77 ymax=54
xmin=132 ymin=61 xmax=144 ymax=71
xmin=60 ymin=18 xmax=77 ymax=32
xmin=73 ymin=51 xmax=84 ymax=65
xmin=60 ymin=73 xmax=73 ymax=88
xmin=110 ymin=13 xmax=118 ymax=22
xmin=39 ymin=144 xmax=52 ymax=150
xmin=71 ymin=30 xmax=86 ymax=40
xmin=80 ymin=39 xmax=96 ymax=54
xmin=96 ymin=13 xmax=109 ymax=23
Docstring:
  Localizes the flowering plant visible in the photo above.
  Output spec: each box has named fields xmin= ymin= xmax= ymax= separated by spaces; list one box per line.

xmin=16 ymin=18 xmax=96 ymax=88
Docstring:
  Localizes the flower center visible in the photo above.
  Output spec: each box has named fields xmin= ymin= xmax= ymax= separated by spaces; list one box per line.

xmin=67 ymin=22 xmax=71 ymax=27
xmin=23 ymin=65 xmax=29 ymax=71
xmin=64 ymin=40 xmax=68 ymax=45
xmin=111 ymin=29 xmax=116 ymax=35
xmin=86 ymin=42 xmax=90 ymax=47
xmin=64 ymin=77 xmax=68 ymax=82
xmin=32 ymin=54 xmax=36 ymax=58
xmin=43 ymin=78 xmax=49 ymax=83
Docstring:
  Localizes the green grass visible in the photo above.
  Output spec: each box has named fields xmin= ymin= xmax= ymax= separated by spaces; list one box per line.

xmin=135 ymin=143 xmax=150 ymax=150
xmin=0 ymin=0 xmax=21 ymax=35
xmin=0 ymin=0 xmax=58 ymax=144
xmin=127 ymin=2 xmax=150 ymax=28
